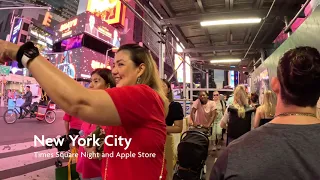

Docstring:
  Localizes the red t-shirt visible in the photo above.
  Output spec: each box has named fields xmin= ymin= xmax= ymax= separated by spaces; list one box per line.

xmin=101 ymin=84 xmax=167 ymax=180
xmin=63 ymin=113 xmax=83 ymax=130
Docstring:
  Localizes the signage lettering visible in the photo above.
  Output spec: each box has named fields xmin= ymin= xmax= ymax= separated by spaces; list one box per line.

xmin=62 ymin=31 xmax=72 ymax=38
xmin=91 ymin=60 xmax=105 ymax=69
xmin=59 ymin=18 xmax=78 ymax=32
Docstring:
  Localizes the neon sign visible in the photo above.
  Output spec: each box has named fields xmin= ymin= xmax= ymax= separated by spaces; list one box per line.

xmin=91 ymin=60 xmax=105 ymax=69
xmin=59 ymin=18 xmax=78 ymax=32
xmin=86 ymin=0 xmax=126 ymax=27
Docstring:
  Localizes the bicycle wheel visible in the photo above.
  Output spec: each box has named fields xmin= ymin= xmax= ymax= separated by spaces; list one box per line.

xmin=4 ymin=109 xmax=18 ymax=124
xmin=44 ymin=110 xmax=56 ymax=124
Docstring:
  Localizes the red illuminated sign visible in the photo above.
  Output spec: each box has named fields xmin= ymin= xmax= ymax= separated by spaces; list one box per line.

xmin=60 ymin=18 xmax=78 ymax=32
xmin=86 ymin=0 xmax=126 ymax=27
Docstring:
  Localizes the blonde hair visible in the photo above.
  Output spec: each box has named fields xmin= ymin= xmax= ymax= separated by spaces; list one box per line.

xmin=117 ymin=44 xmax=169 ymax=115
xmin=260 ymin=90 xmax=276 ymax=118
xmin=233 ymin=85 xmax=248 ymax=118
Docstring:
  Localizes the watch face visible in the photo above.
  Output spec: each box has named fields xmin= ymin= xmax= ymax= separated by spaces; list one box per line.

xmin=25 ymin=48 xmax=39 ymax=58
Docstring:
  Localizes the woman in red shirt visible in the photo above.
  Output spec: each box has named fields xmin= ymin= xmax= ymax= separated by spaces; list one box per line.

xmin=0 ymin=42 xmax=168 ymax=180
xmin=77 ymin=68 xmax=115 ymax=180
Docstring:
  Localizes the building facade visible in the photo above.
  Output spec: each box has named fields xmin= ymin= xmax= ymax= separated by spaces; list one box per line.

xmin=26 ymin=0 xmax=79 ymax=19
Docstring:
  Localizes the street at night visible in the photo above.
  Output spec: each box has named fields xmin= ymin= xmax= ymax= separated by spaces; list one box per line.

xmin=0 ymin=0 xmax=318 ymax=179
xmin=0 ymin=109 xmax=65 ymax=180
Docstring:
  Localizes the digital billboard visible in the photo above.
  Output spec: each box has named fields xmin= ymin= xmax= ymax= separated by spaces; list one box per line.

xmin=10 ymin=18 xmax=23 ymax=44
xmin=48 ymin=47 xmax=111 ymax=79
xmin=61 ymin=34 xmax=83 ymax=51
xmin=86 ymin=0 xmax=126 ymax=27
xmin=54 ymin=12 xmax=120 ymax=48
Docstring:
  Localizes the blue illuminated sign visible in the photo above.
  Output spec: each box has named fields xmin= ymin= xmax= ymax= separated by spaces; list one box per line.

xmin=10 ymin=18 xmax=22 ymax=44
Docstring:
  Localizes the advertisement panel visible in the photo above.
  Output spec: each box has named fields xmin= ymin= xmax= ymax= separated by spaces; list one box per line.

xmin=54 ymin=12 xmax=120 ymax=48
xmin=48 ymin=47 xmax=111 ymax=79
xmin=86 ymin=0 xmax=126 ymax=27
xmin=10 ymin=18 xmax=23 ymax=44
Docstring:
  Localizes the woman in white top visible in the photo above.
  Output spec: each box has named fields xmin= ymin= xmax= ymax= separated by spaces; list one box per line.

xmin=211 ymin=91 xmax=226 ymax=151
xmin=253 ymin=90 xmax=276 ymax=128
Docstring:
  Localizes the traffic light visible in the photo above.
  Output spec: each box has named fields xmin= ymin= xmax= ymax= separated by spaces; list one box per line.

xmin=42 ymin=12 xmax=52 ymax=27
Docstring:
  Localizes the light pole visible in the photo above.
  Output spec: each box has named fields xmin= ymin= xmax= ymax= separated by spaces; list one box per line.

xmin=105 ymin=47 xmax=119 ymax=68
xmin=105 ymin=49 xmax=112 ymax=68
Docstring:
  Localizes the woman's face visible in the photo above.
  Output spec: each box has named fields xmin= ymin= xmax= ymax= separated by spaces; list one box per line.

xmin=89 ymin=73 xmax=108 ymax=89
xmin=112 ymin=50 xmax=144 ymax=87
xmin=199 ymin=92 xmax=208 ymax=104
xmin=213 ymin=92 xmax=219 ymax=101
xmin=162 ymin=81 xmax=169 ymax=95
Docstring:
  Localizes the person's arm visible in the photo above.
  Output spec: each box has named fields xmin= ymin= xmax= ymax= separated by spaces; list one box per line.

xmin=205 ymin=102 xmax=217 ymax=128
xmin=1 ymin=40 xmax=120 ymax=126
xmin=190 ymin=108 xmax=197 ymax=125
xmin=253 ymin=107 xmax=262 ymax=129
xmin=63 ymin=113 xmax=71 ymax=135
xmin=167 ymin=102 xmax=184 ymax=133
xmin=167 ymin=120 xmax=183 ymax=133
xmin=190 ymin=100 xmax=199 ymax=124
xmin=220 ymin=108 xmax=229 ymax=129
xmin=65 ymin=121 xmax=70 ymax=135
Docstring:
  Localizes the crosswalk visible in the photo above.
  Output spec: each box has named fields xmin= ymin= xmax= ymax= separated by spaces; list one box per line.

xmin=0 ymin=139 xmax=61 ymax=180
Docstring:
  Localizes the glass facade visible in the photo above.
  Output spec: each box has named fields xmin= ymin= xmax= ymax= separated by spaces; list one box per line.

xmin=27 ymin=0 xmax=79 ymax=19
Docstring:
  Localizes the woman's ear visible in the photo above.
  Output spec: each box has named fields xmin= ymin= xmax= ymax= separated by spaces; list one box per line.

xmin=137 ymin=63 xmax=146 ymax=77
xmin=271 ymin=77 xmax=280 ymax=94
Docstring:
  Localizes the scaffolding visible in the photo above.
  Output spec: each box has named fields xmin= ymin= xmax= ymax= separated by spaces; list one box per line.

xmin=120 ymin=0 xmax=230 ymax=115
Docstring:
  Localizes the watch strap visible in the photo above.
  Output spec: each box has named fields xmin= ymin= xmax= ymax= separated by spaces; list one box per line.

xmin=16 ymin=42 xmax=39 ymax=68
xmin=22 ymin=55 xmax=30 ymax=68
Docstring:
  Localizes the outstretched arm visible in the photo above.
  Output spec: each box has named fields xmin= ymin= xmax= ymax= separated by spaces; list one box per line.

xmin=0 ymin=40 xmax=121 ymax=126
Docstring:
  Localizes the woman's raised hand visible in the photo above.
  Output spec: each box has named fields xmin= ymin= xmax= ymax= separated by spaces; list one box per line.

xmin=0 ymin=40 xmax=20 ymax=63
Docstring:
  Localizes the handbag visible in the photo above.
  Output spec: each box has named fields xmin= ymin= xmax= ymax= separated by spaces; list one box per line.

xmin=55 ymin=147 xmax=80 ymax=180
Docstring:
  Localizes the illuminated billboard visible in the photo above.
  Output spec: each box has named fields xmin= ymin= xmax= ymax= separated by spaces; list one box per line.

xmin=86 ymin=0 xmax=126 ymax=27
xmin=10 ymin=18 xmax=23 ymax=44
xmin=53 ymin=12 xmax=121 ymax=48
xmin=48 ymin=47 xmax=111 ymax=79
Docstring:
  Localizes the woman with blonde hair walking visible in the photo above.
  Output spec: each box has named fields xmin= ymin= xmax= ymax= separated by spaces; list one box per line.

xmin=253 ymin=90 xmax=277 ymax=128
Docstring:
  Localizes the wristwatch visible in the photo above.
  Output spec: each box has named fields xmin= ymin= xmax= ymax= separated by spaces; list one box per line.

xmin=16 ymin=42 xmax=40 ymax=68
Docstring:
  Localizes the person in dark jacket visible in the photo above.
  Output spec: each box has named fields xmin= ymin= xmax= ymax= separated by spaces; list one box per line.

xmin=19 ymin=86 xmax=32 ymax=118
